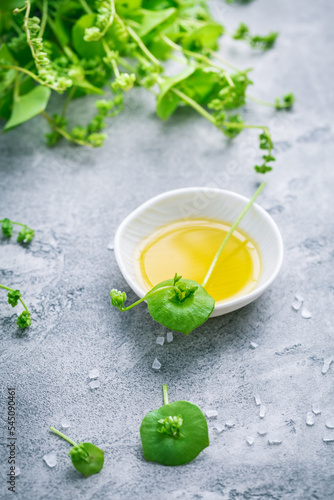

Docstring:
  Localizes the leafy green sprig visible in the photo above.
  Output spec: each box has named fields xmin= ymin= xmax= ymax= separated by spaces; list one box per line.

xmin=110 ymin=183 xmax=265 ymax=335
xmin=0 ymin=217 xmax=34 ymax=329
xmin=140 ymin=384 xmax=209 ymax=466
xmin=49 ymin=426 xmax=105 ymax=477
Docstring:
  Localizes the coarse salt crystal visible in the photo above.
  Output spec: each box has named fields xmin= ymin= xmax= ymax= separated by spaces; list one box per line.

xmin=152 ymin=358 xmax=161 ymax=371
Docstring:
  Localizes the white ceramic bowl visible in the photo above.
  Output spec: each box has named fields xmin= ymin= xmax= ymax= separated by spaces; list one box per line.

xmin=114 ymin=187 xmax=284 ymax=317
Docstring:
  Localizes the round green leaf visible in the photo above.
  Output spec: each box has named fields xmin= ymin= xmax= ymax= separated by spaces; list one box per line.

xmin=0 ymin=0 xmax=25 ymax=12
xmin=72 ymin=14 xmax=105 ymax=59
xmin=4 ymin=85 xmax=51 ymax=131
xmin=70 ymin=443 xmax=104 ymax=477
xmin=146 ymin=278 xmax=215 ymax=335
xmin=140 ymin=401 xmax=209 ymax=466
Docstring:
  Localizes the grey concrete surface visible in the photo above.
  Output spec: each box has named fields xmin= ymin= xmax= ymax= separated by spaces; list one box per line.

xmin=1 ymin=0 xmax=334 ymax=498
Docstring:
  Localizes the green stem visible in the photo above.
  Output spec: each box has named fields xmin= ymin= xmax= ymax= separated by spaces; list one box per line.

xmin=247 ymin=95 xmax=276 ymax=108
xmin=102 ymin=38 xmax=121 ymax=78
xmin=0 ymin=219 xmax=31 ymax=229
xmin=118 ymin=57 xmax=136 ymax=73
xmin=202 ymin=182 xmax=266 ymax=287
xmin=248 ymin=94 xmax=291 ymax=109
xmin=0 ymin=65 xmax=43 ymax=85
xmin=222 ymin=122 xmax=268 ymax=131
xmin=101 ymin=40 xmax=118 ymax=74
xmin=24 ymin=0 xmax=43 ymax=74
xmin=121 ymin=286 xmax=180 ymax=311
xmin=39 ymin=0 xmax=48 ymax=38
xmin=162 ymin=384 xmax=169 ymax=405
xmin=10 ymin=19 xmax=22 ymax=35
xmin=19 ymin=297 xmax=29 ymax=313
xmin=49 ymin=427 xmax=77 ymax=447
xmin=111 ymin=59 xmax=120 ymax=78
xmin=169 ymin=54 xmax=188 ymax=65
xmin=13 ymin=5 xmax=27 ymax=14
xmin=0 ymin=63 xmax=59 ymax=92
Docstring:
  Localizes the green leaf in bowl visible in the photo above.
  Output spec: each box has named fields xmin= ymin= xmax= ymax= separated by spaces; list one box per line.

xmin=147 ymin=278 xmax=215 ymax=335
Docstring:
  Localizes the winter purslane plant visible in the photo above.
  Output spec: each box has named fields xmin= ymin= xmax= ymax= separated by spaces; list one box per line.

xmin=0 ymin=0 xmax=294 ymax=172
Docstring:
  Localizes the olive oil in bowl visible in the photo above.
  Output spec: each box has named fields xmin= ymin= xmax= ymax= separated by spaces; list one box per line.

xmin=137 ymin=219 xmax=261 ymax=304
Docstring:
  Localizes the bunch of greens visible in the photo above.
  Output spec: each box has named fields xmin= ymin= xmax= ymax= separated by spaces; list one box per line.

xmin=140 ymin=384 xmax=209 ymax=466
xmin=0 ymin=217 xmax=34 ymax=329
xmin=0 ymin=0 xmax=294 ymax=172
xmin=110 ymin=182 xmax=265 ymax=335
xmin=49 ymin=426 xmax=105 ymax=477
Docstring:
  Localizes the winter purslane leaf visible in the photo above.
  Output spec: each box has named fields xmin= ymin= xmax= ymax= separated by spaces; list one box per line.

xmin=4 ymin=85 xmax=51 ymax=130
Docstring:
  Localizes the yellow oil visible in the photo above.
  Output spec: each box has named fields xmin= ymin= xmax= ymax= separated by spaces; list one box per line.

xmin=138 ymin=219 xmax=261 ymax=303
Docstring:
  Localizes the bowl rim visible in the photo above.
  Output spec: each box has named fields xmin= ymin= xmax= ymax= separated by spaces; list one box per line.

xmin=114 ymin=187 xmax=284 ymax=313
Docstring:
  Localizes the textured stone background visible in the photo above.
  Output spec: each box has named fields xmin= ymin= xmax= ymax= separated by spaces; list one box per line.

xmin=1 ymin=0 xmax=334 ymax=498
